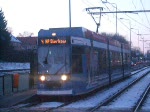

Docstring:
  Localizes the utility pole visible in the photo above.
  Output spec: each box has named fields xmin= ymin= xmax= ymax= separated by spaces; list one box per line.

xmin=139 ymin=36 xmax=150 ymax=61
xmin=120 ymin=18 xmax=132 ymax=62
xmin=69 ymin=0 xmax=71 ymax=28
xmin=102 ymin=1 xmax=117 ymax=34
xmin=86 ymin=7 xmax=103 ymax=33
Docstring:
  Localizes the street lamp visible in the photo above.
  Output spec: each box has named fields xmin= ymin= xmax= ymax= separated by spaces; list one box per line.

xmin=131 ymin=28 xmax=139 ymax=49
xmin=140 ymin=37 xmax=145 ymax=60
xmin=120 ymin=18 xmax=132 ymax=63
xmin=120 ymin=18 xmax=131 ymax=48
xmin=138 ymin=34 xmax=150 ymax=55
xmin=130 ymin=28 xmax=140 ymax=63
xmin=102 ymin=1 xmax=117 ymax=35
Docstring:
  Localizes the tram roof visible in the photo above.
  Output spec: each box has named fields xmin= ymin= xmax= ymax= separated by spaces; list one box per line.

xmin=38 ymin=27 xmax=107 ymax=42
xmin=38 ymin=27 xmax=130 ymax=50
xmin=38 ymin=27 xmax=87 ymax=37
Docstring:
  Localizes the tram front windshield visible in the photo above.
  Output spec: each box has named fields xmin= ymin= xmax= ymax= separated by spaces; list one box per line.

xmin=38 ymin=45 xmax=70 ymax=75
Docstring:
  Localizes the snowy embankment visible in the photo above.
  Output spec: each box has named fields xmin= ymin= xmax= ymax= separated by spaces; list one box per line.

xmin=0 ymin=62 xmax=30 ymax=70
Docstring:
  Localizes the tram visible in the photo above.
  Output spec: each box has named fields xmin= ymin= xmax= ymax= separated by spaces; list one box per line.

xmin=37 ymin=27 xmax=131 ymax=96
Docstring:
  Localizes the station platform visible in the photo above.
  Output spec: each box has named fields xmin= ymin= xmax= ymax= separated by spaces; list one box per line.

xmin=0 ymin=89 xmax=37 ymax=108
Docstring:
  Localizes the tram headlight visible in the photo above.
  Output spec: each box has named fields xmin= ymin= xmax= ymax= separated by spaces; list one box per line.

xmin=40 ymin=75 xmax=46 ymax=81
xmin=61 ymin=74 xmax=68 ymax=81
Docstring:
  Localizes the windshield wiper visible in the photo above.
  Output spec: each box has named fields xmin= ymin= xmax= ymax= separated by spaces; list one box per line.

xmin=43 ymin=47 xmax=50 ymax=64
xmin=43 ymin=56 xmax=48 ymax=64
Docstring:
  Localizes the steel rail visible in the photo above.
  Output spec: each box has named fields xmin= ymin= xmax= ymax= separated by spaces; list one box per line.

xmin=89 ymin=69 xmax=150 ymax=112
xmin=133 ymin=83 xmax=150 ymax=112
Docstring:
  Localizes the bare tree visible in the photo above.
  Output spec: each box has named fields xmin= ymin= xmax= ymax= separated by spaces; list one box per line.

xmin=17 ymin=31 xmax=34 ymax=37
xmin=101 ymin=32 xmax=129 ymax=44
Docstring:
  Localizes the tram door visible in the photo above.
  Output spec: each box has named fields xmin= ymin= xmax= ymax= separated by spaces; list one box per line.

xmin=82 ymin=54 xmax=88 ymax=77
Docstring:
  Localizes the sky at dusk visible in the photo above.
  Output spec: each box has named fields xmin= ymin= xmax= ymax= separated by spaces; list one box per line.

xmin=0 ymin=0 xmax=150 ymax=53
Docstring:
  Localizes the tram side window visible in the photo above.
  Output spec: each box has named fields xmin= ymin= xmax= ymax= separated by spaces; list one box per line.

xmin=124 ymin=53 xmax=128 ymax=64
xmin=114 ymin=52 xmax=122 ymax=68
xmin=72 ymin=46 xmax=83 ymax=74
xmin=124 ymin=53 xmax=130 ymax=65
xmin=123 ymin=53 xmax=130 ymax=68
xmin=99 ymin=49 xmax=107 ymax=73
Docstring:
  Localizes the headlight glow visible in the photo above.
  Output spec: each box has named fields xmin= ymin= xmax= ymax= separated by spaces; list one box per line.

xmin=61 ymin=74 xmax=68 ymax=81
xmin=40 ymin=75 xmax=46 ymax=81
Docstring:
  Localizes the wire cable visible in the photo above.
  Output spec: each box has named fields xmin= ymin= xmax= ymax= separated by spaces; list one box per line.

xmin=140 ymin=0 xmax=150 ymax=29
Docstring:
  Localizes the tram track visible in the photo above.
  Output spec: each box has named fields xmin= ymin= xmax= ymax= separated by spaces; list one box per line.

xmin=2 ymin=67 xmax=150 ymax=112
xmin=88 ymin=69 xmax=150 ymax=112
xmin=50 ymin=67 xmax=150 ymax=112
xmin=6 ymin=95 xmax=85 ymax=112
xmin=133 ymin=83 xmax=150 ymax=112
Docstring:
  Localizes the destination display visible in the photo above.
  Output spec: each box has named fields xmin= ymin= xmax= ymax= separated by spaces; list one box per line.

xmin=39 ymin=38 xmax=67 ymax=45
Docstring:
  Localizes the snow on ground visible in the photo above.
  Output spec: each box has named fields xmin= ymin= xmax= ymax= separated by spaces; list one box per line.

xmin=32 ymin=102 xmax=63 ymax=108
xmin=63 ymin=73 xmax=142 ymax=109
xmin=103 ymin=72 xmax=150 ymax=108
xmin=38 ymin=102 xmax=63 ymax=108
xmin=0 ymin=62 xmax=30 ymax=70
xmin=33 ymin=68 xmax=150 ymax=110
xmin=28 ymin=102 xmax=64 ymax=111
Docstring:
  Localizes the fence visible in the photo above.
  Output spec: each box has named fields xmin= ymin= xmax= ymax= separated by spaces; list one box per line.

xmin=0 ymin=70 xmax=30 ymax=96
